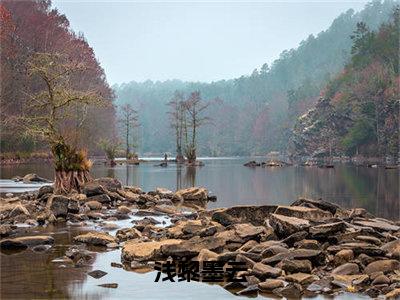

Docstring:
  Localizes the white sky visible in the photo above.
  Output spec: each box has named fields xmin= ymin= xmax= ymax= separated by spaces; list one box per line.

xmin=52 ymin=1 xmax=368 ymax=84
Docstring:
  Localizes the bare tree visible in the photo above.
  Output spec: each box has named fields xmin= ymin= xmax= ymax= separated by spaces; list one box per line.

xmin=20 ymin=52 xmax=108 ymax=194
xmin=184 ymin=91 xmax=210 ymax=163
xmin=167 ymin=91 xmax=185 ymax=162
xmin=119 ymin=103 xmax=139 ymax=159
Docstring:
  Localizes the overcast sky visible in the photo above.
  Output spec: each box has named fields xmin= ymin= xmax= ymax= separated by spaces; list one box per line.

xmin=52 ymin=1 xmax=368 ymax=84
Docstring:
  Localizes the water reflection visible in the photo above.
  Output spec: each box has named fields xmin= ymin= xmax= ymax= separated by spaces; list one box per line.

xmin=0 ymin=158 xmax=398 ymax=219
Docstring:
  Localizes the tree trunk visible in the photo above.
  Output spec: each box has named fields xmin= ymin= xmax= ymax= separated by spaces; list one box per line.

xmin=54 ymin=169 xmax=91 ymax=194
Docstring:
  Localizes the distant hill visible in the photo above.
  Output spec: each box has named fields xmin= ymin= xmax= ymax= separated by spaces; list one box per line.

xmin=290 ymin=7 xmax=399 ymax=159
xmin=114 ymin=0 xmax=398 ymax=156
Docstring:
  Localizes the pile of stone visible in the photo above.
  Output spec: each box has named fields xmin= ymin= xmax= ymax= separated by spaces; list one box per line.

xmin=1 ymin=177 xmax=399 ymax=299
xmin=0 ymin=176 xmax=213 ymax=240
xmin=120 ymin=198 xmax=400 ymax=299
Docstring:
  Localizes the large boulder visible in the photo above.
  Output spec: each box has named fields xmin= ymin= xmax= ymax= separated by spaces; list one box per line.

xmin=82 ymin=182 xmax=107 ymax=197
xmin=46 ymin=195 xmax=70 ymax=217
xmin=269 ymin=213 xmax=310 ymax=238
xmin=122 ymin=239 xmax=182 ymax=262
xmin=212 ymin=205 xmax=277 ymax=226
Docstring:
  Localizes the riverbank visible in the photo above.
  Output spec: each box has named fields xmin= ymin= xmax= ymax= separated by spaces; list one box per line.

xmin=1 ymin=177 xmax=399 ymax=299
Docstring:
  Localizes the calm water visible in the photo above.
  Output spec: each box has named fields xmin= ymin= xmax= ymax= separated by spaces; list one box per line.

xmin=0 ymin=158 xmax=398 ymax=299
xmin=1 ymin=157 xmax=399 ymax=219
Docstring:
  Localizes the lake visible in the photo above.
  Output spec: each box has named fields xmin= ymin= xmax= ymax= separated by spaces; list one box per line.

xmin=1 ymin=157 xmax=399 ymax=219
xmin=0 ymin=157 xmax=398 ymax=299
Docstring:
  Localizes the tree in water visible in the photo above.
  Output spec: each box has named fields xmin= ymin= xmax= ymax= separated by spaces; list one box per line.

xmin=99 ymin=138 xmax=121 ymax=166
xmin=21 ymin=52 xmax=109 ymax=194
xmin=119 ymin=103 xmax=139 ymax=159
xmin=184 ymin=91 xmax=210 ymax=164
xmin=167 ymin=91 xmax=186 ymax=163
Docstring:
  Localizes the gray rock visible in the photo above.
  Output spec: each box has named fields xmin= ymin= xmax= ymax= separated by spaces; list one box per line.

xmin=47 ymin=195 xmax=70 ymax=217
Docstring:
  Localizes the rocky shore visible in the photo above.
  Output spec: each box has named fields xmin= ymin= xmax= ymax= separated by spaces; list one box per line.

xmin=1 ymin=176 xmax=400 ymax=299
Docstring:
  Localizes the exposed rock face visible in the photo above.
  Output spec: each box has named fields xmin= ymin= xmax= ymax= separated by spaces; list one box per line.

xmin=212 ymin=205 xmax=277 ymax=226
xmin=73 ymin=232 xmax=116 ymax=246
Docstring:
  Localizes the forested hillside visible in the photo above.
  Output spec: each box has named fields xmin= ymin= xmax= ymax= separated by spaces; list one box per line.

xmin=114 ymin=0 xmax=397 ymax=156
xmin=0 ymin=0 xmax=116 ymax=156
xmin=290 ymin=9 xmax=399 ymax=159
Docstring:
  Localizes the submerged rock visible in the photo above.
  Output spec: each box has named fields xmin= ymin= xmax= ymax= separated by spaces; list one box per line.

xmin=0 ymin=235 xmax=54 ymax=249
xmin=88 ymin=270 xmax=108 ymax=279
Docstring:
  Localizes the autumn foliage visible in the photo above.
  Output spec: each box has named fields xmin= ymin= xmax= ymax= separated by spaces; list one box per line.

xmin=0 ymin=0 xmax=116 ymax=155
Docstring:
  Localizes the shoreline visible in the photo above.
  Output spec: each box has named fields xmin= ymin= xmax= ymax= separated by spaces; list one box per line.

xmin=1 ymin=177 xmax=400 ymax=299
